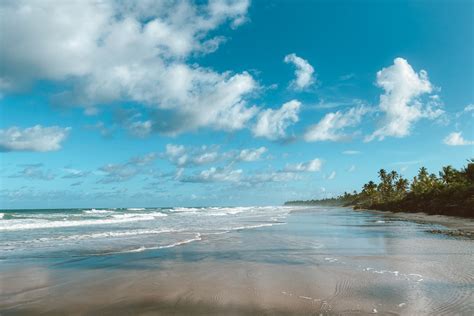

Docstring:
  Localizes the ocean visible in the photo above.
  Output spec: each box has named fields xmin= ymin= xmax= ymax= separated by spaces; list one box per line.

xmin=0 ymin=206 xmax=291 ymax=260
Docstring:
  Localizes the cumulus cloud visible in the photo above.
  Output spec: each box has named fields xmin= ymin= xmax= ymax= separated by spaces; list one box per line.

xmin=285 ymin=158 xmax=323 ymax=172
xmin=163 ymin=144 xmax=267 ymax=167
xmin=0 ymin=0 xmax=256 ymax=134
xmin=284 ymin=53 xmax=315 ymax=90
xmin=182 ymin=167 xmax=243 ymax=183
xmin=443 ymin=132 xmax=474 ymax=146
xmin=366 ymin=58 xmax=443 ymax=141
xmin=183 ymin=167 xmax=302 ymax=185
xmin=236 ymin=147 xmax=267 ymax=161
xmin=163 ymin=144 xmax=220 ymax=167
xmin=252 ymin=100 xmax=301 ymax=140
xmin=304 ymin=106 xmax=368 ymax=142
xmin=0 ymin=125 xmax=70 ymax=152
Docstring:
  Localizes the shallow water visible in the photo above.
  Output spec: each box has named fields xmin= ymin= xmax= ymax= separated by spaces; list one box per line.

xmin=0 ymin=206 xmax=473 ymax=315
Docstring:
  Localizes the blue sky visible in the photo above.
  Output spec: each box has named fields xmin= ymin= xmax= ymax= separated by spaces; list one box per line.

xmin=1 ymin=0 xmax=473 ymax=209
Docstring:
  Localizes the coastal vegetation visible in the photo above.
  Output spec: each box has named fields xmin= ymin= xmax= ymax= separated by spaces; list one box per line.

xmin=285 ymin=159 xmax=474 ymax=218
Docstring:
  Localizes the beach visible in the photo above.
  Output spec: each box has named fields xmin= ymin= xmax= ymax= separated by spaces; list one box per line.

xmin=1 ymin=206 xmax=473 ymax=315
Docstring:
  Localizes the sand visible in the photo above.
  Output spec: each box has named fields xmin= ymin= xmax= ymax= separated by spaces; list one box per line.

xmin=356 ymin=208 xmax=474 ymax=236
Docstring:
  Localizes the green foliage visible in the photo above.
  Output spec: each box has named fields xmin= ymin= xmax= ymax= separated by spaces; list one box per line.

xmin=285 ymin=159 xmax=474 ymax=218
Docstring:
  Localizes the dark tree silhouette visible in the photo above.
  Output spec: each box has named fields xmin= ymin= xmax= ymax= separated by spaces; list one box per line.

xmin=285 ymin=159 xmax=474 ymax=218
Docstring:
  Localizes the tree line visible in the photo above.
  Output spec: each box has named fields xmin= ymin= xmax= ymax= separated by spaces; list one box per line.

xmin=285 ymin=159 xmax=474 ymax=218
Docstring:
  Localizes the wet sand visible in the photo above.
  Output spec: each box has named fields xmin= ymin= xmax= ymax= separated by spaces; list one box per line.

xmin=0 ymin=262 xmax=375 ymax=315
xmin=1 ymin=207 xmax=473 ymax=315
xmin=357 ymin=208 xmax=474 ymax=238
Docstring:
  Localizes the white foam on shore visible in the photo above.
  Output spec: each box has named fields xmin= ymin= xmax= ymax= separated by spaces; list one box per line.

xmin=127 ymin=208 xmax=146 ymax=211
xmin=363 ymin=267 xmax=423 ymax=282
xmin=111 ymin=212 xmax=166 ymax=219
xmin=84 ymin=209 xmax=115 ymax=214
xmin=1 ymin=206 xmax=293 ymax=258
xmin=7 ymin=229 xmax=176 ymax=245
xmin=231 ymin=222 xmax=286 ymax=231
xmin=170 ymin=207 xmax=200 ymax=213
xmin=116 ymin=233 xmax=202 ymax=254
xmin=0 ymin=213 xmax=166 ymax=231
xmin=0 ymin=213 xmax=4 ymax=219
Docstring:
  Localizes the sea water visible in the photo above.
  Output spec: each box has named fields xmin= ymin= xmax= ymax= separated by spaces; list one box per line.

xmin=0 ymin=206 xmax=292 ymax=259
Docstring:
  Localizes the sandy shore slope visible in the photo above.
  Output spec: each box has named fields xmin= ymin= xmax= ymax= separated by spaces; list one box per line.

xmin=355 ymin=208 xmax=474 ymax=237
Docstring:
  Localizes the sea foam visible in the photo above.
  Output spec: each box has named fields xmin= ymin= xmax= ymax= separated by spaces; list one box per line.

xmin=0 ymin=213 xmax=167 ymax=231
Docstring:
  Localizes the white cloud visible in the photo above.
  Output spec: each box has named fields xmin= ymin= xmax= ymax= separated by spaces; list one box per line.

xmin=180 ymin=168 xmax=302 ymax=186
xmin=464 ymin=104 xmax=474 ymax=113
xmin=62 ymin=168 xmax=90 ymax=179
xmin=252 ymin=100 xmax=301 ymax=140
xmin=284 ymin=53 xmax=315 ymax=90
xmin=285 ymin=158 xmax=323 ymax=172
xmin=0 ymin=0 xmax=256 ymax=134
xmin=237 ymin=147 xmax=267 ymax=162
xmin=127 ymin=120 xmax=153 ymax=138
xmin=164 ymin=144 xmax=220 ymax=167
xmin=0 ymin=125 xmax=70 ymax=152
xmin=458 ymin=104 xmax=474 ymax=118
xmin=366 ymin=57 xmax=443 ymax=141
xmin=443 ymin=132 xmax=474 ymax=146
xmin=342 ymin=150 xmax=361 ymax=155
xmin=164 ymin=144 xmax=268 ymax=167
xmin=304 ymin=106 xmax=368 ymax=142
xmin=182 ymin=167 xmax=243 ymax=183
xmin=326 ymin=171 xmax=336 ymax=180
xmin=347 ymin=165 xmax=356 ymax=172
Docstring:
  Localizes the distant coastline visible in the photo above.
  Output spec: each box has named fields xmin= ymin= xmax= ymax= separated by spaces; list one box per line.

xmin=285 ymin=159 xmax=474 ymax=219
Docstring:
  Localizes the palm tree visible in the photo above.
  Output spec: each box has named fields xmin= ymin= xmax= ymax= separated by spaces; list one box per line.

xmin=395 ymin=177 xmax=409 ymax=199
xmin=462 ymin=159 xmax=474 ymax=183
xmin=411 ymin=167 xmax=431 ymax=194
xmin=390 ymin=170 xmax=399 ymax=182
xmin=439 ymin=165 xmax=460 ymax=185
xmin=377 ymin=169 xmax=397 ymax=201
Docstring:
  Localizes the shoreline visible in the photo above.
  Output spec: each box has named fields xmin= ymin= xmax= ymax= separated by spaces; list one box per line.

xmin=352 ymin=207 xmax=474 ymax=238
xmin=290 ymin=204 xmax=474 ymax=235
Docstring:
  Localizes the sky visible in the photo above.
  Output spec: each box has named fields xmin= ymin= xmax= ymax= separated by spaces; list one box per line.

xmin=0 ymin=0 xmax=473 ymax=209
